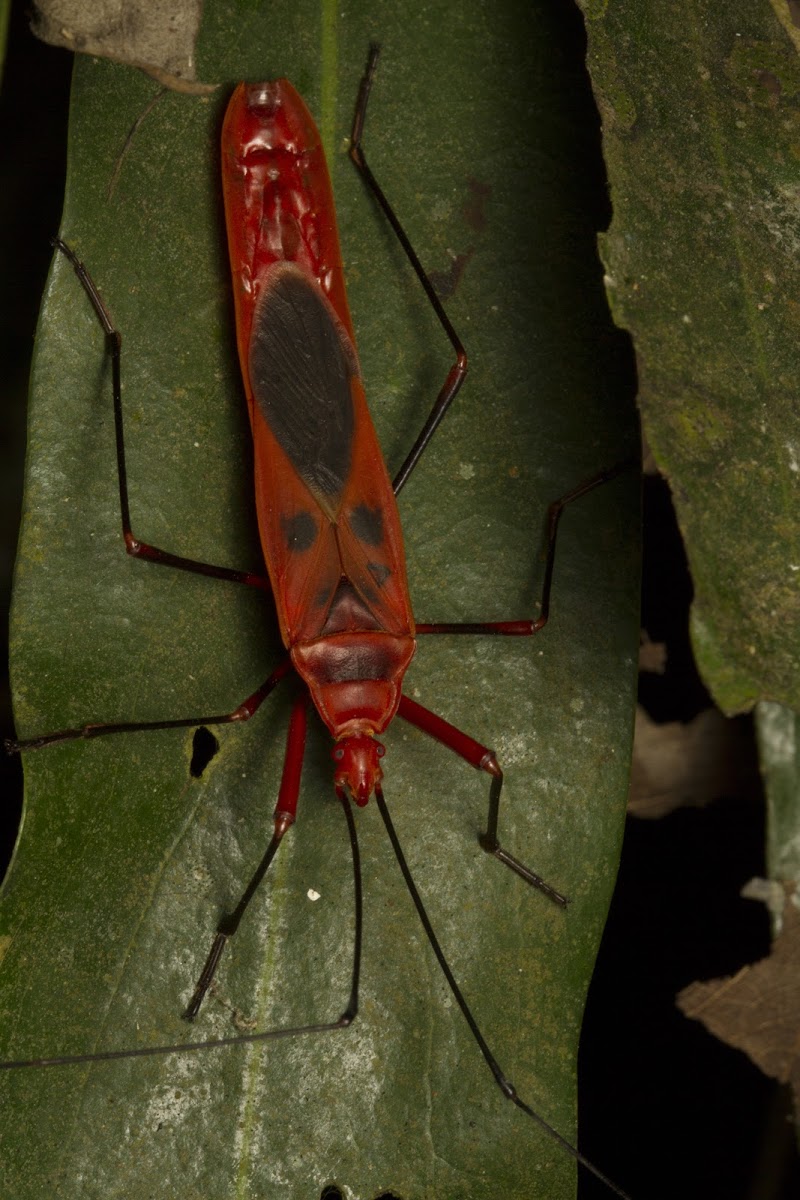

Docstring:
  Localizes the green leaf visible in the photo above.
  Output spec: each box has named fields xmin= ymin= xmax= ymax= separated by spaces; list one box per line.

xmin=2 ymin=5 xmax=640 ymax=1199
xmin=582 ymin=0 xmax=800 ymax=712
xmin=757 ymin=701 xmax=800 ymax=886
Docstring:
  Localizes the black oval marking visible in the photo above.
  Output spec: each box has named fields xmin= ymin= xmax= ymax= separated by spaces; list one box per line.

xmin=349 ymin=503 xmax=384 ymax=547
xmin=281 ymin=510 xmax=318 ymax=552
xmin=250 ymin=267 xmax=357 ymax=502
xmin=315 ymin=583 xmax=336 ymax=612
xmin=367 ymin=561 xmax=392 ymax=587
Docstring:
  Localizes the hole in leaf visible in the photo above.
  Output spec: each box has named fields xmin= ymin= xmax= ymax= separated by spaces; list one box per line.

xmin=319 ymin=1190 xmax=403 ymax=1200
xmin=190 ymin=727 xmax=218 ymax=777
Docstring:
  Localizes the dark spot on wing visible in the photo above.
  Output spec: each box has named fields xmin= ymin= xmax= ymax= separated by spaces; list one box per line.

xmin=368 ymin=562 xmax=391 ymax=587
xmin=250 ymin=267 xmax=357 ymax=502
xmin=282 ymin=511 xmax=318 ymax=552
xmin=349 ymin=503 xmax=384 ymax=547
xmin=315 ymin=584 xmax=335 ymax=611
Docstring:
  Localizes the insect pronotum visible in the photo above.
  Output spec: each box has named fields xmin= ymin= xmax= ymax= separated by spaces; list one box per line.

xmin=2 ymin=45 xmax=633 ymax=1200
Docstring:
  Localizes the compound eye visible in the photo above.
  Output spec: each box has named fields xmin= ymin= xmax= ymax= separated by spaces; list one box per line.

xmin=333 ymin=747 xmax=345 ymax=761
xmin=376 ymin=744 xmax=386 ymax=759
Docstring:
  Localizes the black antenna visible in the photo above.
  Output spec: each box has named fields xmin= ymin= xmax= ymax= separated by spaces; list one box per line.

xmin=373 ymin=785 xmax=632 ymax=1200
xmin=0 ymin=792 xmax=362 ymax=1070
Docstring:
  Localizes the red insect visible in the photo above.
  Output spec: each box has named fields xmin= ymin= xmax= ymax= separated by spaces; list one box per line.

xmin=223 ymin=73 xmax=416 ymax=808
xmin=2 ymin=47 xmax=630 ymax=1199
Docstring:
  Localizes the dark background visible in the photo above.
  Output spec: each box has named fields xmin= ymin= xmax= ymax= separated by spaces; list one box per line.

xmin=1 ymin=5 xmax=797 ymax=1199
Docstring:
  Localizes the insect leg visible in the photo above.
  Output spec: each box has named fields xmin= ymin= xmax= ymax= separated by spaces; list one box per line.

xmin=53 ymin=238 xmax=270 ymax=589
xmin=348 ymin=46 xmax=468 ymax=496
xmin=416 ymin=461 xmax=631 ymax=636
xmin=185 ymin=691 xmax=309 ymax=1018
xmin=396 ymin=693 xmax=566 ymax=904
xmin=0 ymin=786 xmax=363 ymax=1070
xmin=5 ymin=658 xmax=292 ymax=753
xmin=374 ymin=785 xmax=631 ymax=1200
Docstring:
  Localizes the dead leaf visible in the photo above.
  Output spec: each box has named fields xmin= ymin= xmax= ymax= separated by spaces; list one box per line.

xmin=31 ymin=0 xmax=216 ymax=91
xmin=678 ymin=891 xmax=800 ymax=1096
xmin=630 ymin=705 xmax=760 ymax=818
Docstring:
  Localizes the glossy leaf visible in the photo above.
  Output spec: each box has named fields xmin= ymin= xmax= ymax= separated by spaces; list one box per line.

xmin=2 ymin=4 xmax=640 ymax=1198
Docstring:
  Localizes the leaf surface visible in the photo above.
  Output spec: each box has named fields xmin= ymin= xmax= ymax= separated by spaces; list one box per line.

xmin=2 ymin=5 xmax=640 ymax=1198
xmin=583 ymin=0 xmax=800 ymax=711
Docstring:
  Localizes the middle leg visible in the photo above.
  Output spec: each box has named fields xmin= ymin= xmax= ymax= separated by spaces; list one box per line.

xmin=416 ymin=462 xmax=630 ymax=637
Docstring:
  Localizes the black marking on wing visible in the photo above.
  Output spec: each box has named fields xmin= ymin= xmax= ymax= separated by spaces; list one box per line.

xmin=367 ymin=562 xmax=392 ymax=587
xmin=315 ymin=583 xmax=336 ymax=612
xmin=349 ymin=503 xmax=384 ymax=547
xmin=250 ymin=267 xmax=357 ymax=502
xmin=281 ymin=511 xmax=318 ymax=552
